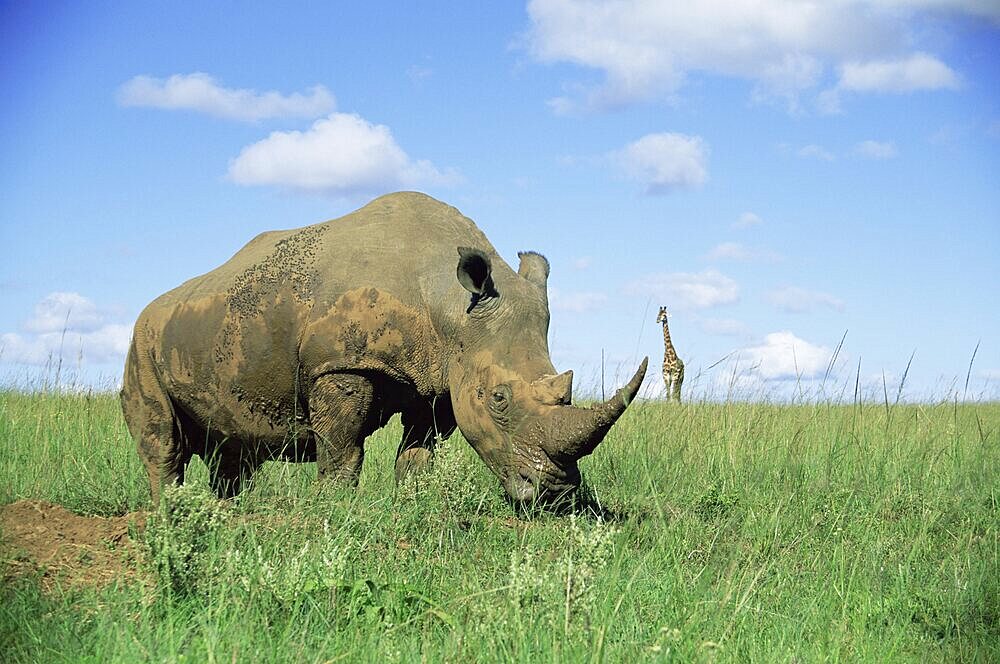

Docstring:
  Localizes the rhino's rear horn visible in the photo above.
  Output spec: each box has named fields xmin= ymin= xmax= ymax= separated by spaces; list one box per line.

xmin=517 ymin=251 xmax=550 ymax=289
xmin=532 ymin=370 xmax=573 ymax=405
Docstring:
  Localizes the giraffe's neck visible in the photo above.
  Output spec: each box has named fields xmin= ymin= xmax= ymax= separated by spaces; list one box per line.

xmin=661 ymin=321 xmax=678 ymax=363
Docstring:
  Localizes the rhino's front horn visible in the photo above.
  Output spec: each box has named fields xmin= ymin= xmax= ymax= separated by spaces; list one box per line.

xmin=537 ymin=357 xmax=648 ymax=461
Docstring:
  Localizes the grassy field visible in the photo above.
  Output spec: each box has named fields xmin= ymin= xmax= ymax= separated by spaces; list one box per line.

xmin=0 ymin=388 xmax=997 ymax=662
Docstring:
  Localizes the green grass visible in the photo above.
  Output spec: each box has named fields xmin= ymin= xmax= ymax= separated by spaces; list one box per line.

xmin=1 ymin=389 xmax=997 ymax=662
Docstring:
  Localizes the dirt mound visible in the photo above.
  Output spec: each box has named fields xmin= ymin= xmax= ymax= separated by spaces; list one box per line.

xmin=1 ymin=500 xmax=147 ymax=591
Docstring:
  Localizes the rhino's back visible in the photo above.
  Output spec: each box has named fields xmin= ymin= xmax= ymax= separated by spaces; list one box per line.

xmin=151 ymin=191 xmax=490 ymax=314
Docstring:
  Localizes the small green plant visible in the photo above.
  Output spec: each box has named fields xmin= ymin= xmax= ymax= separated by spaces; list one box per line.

xmin=695 ymin=480 xmax=741 ymax=520
xmin=144 ymin=483 xmax=227 ymax=597
xmin=507 ymin=515 xmax=619 ymax=632
xmin=220 ymin=519 xmax=352 ymax=603
xmin=397 ymin=436 xmax=498 ymax=518
xmin=507 ymin=549 xmax=549 ymax=610
xmin=558 ymin=514 xmax=618 ymax=624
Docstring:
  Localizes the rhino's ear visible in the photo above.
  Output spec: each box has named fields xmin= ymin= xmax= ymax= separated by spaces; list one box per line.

xmin=457 ymin=247 xmax=498 ymax=314
xmin=517 ymin=251 xmax=549 ymax=290
xmin=457 ymin=247 xmax=495 ymax=296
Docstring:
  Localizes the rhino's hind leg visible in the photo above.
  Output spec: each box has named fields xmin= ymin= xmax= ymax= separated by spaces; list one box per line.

xmin=121 ymin=335 xmax=190 ymax=504
xmin=395 ymin=397 xmax=456 ymax=483
xmin=170 ymin=410 xmax=259 ymax=499
xmin=308 ymin=373 xmax=378 ymax=485
xmin=205 ymin=438 xmax=262 ymax=499
xmin=395 ymin=410 xmax=436 ymax=483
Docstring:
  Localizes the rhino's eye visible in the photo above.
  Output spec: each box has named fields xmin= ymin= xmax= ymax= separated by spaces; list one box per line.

xmin=488 ymin=384 xmax=511 ymax=410
xmin=487 ymin=384 xmax=512 ymax=427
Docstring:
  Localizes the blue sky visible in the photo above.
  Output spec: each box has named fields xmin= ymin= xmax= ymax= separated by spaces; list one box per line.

xmin=2 ymin=1 xmax=998 ymax=400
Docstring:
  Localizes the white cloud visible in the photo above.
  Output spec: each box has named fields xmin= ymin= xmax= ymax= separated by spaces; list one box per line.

xmin=837 ymin=52 xmax=960 ymax=93
xmin=797 ymin=144 xmax=836 ymax=161
xmin=613 ymin=132 xmax=708 ymax=194
xmin=626 ymin=269 xmax=739 ymax=309
xmin=546 ymin=95 xmax=584 ymax=116
xmin=928 ymin=123 xmax=966 ymax=147
xmin=737 ymin=331 xmax=834 ymax=380
xmin=816 ymin=88 xmax=844 ymax=114
xmin=0 ymin=293 xmax=132 ymax=367
xmin=699 ymin=317 xmax=750 ymax=337
xmin=706 ymin=242 xmax=782 ymax=262
xmin=752 ymin=53 xmax=824 ymax=113
xmin=118 ymin=73 xmax=335 ymax=122
xmin=733 ymin=211 xmax=763 ymax=229
xmin=407 ymin=65 xmax=433 ymax=83
xmin=1 ymin=326 xmax=131 ymax=367
xmin=22 ymin=292 xmax=104 ymax=333
xmin=855 ymin=140 xmax=898 ymax=159
xmin=524 ymin=1 xmax=975 ymax=112
xmin=227 ymin=113 xmax=457 ymax=197
xmin=549 ymin=288 xmax=608 ymax=313
xmin=572 ymin=257 xmax=592 ymax=270
xmin=882 ymin=1 xmax=1000 ymax=24
xmin=767 ymin=286 xmax=845 ymax=313
xmin=706 ymin=242 xmax=750 ymax=261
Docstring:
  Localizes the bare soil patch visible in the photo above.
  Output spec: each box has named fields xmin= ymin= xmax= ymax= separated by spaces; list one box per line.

xmin=1 ymin=500 xmax=147 ymax=591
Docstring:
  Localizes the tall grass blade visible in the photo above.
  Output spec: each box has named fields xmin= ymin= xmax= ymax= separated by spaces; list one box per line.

xmin=823 ymin=330 xmax=848 ymax=398
xmin=895 ymin=350 xmax=915 ymax=407
xmin=963 ymin=340 xmax=980 ymax=401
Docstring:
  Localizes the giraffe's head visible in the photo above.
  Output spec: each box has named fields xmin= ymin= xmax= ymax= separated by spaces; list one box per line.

xmin=656 ymin=306 xmax=669 ymax=324
xmin=446 ymin=248 xmax=647 ymax=507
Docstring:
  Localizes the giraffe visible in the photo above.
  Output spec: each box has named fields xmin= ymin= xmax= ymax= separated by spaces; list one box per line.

xmin=656 ymin=306 xmax=685 ymax=403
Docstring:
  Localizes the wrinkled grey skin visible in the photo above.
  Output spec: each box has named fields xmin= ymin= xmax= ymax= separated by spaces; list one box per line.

xmin=121 ymin=192 xmax=647 ymax=505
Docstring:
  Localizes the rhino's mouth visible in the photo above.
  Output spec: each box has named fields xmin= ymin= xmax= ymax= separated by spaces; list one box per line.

xmin=504 ymin=474 xmax=539 ymax=504
xmin=504 ymin=475 xmax=578 ymax=507
xmin=504 ymin=455 xmax=581 ymax=506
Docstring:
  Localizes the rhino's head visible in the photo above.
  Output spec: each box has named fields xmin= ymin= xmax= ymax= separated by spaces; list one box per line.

xmin=446 ymin=247 xmax=647 ymax=506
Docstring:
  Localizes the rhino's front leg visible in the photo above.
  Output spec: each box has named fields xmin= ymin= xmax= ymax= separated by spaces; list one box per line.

xmin=309 ymin=373 xmax=377 ymax=485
